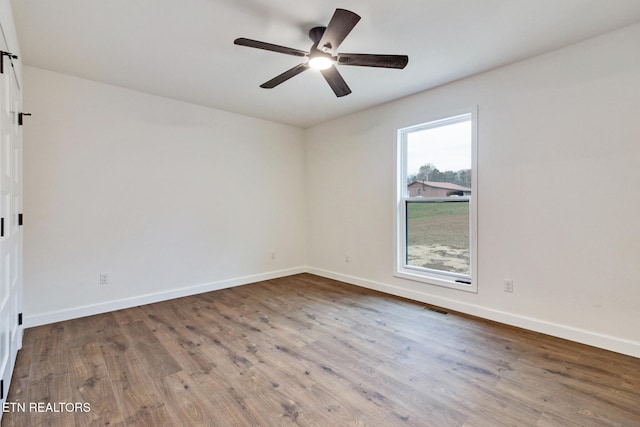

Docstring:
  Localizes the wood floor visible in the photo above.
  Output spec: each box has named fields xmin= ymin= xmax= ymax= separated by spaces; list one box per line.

xmin=4 ymin=274 xmax=640 ymax=426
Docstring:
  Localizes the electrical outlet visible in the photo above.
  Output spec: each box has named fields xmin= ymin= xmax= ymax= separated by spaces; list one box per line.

xmin=271 ymin=252 xmax=276 ymax=260
xmin=345 ymin=254 xmax=350 ymax=263
xmin=504 ymin=279 xmax=513 ymax=293
xmin=100 ymin=273 xmax=108 ymax=285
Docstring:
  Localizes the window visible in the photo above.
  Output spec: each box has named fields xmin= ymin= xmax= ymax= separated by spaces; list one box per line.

xmin=396 ymin=109 xmax=477 ymax=292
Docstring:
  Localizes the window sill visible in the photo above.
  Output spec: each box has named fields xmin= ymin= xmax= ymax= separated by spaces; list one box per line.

xmin=394 ymin=270 xmax=477 ymax=293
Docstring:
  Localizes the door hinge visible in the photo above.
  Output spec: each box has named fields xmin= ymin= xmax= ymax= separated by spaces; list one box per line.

xmin=1 ymin=217 xmax=4 ymax=237
xmin=18 ymin=213 xmax=23 ymax=226
xmin=0 ymin=50 xmax=18 ymax=74
xmin=18 ymin=112 xmax=32 ymax=126
xmin=1 ymin=379 xmax=4 ymax=400
xmin=18 ymin=312 xmax=23 ymax=326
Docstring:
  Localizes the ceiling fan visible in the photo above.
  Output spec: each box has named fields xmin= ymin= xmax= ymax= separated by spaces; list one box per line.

xmin=234 ymin=8 xmax=409 ymax=97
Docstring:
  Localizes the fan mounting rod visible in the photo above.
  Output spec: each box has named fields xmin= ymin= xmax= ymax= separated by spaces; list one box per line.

xmin=308 ymin=26 xmax=327 ymax=50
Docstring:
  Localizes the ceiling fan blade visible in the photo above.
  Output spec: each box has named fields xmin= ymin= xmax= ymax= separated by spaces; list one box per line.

xmin=234 ymin=38 xmax=308 ymax=57
xmin=320 ymin=65 xmax=351 ymax=97
xmin=337 ymin=53 xmax=409 ymax=69
xmin=260 ymin=63 xmax=309 ymax=89
xmin=317 ymin=9 xmax=361 ymax=53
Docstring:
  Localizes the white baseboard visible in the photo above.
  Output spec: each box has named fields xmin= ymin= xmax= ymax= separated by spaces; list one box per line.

xmin=306 ymin=267 xmax=640 ymax=359
xmin=24 ymin=266 xmax=307 ymax=328
xmin=24 ymin=265 xmax=640 ymax=359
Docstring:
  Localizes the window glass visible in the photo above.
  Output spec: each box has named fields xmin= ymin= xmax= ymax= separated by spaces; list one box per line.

xmin=397 ymin=110 xmax=477 ymax=291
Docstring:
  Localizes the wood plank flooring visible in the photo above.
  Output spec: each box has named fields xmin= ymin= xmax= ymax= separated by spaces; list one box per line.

xmin=3 ymin=273 xmax=640 ymax=426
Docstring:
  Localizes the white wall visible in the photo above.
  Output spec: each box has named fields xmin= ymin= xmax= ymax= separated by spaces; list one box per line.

xmin=306 ymin=23 xmax=640 ymax=357
xmin=23 ymin=67 xmax=306 ymax=325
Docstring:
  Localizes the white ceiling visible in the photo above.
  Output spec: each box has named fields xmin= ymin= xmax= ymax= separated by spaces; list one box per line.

xmin=11 ymin=0 xmax=640 ymax=128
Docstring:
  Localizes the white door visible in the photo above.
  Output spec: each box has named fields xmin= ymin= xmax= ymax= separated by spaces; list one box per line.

xmin=0 ymin=32 xmax=23 ymax=410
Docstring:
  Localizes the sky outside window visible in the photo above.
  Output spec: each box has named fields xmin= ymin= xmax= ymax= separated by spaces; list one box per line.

xmin=407 ymin=120 xmax=471 ymax=176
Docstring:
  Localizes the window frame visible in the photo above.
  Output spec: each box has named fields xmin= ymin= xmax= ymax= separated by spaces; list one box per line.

xmin=395 ymin=107 xmax=478 ymax=293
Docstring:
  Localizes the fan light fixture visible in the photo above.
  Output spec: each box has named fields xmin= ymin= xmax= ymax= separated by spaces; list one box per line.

xmin=308 ymin=56 xmax=333 ymax=70
xmin=234 ymin=8 xmax=409 ymax=97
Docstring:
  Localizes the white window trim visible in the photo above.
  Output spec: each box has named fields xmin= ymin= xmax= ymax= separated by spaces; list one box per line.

xmin=394 ymin=107 xmax=478 ymax=293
